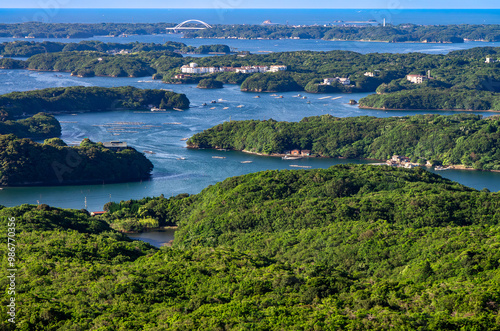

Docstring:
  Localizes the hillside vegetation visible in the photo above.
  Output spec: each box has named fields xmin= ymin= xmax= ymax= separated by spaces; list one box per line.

xmin=2 ymin=165 xmax=500 ymax=329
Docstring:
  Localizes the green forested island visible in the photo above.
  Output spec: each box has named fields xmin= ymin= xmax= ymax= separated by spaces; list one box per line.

xmin=0 ymin=135 xmax=153 ymax=186
xmin=2 ymin=165 xmax=500 ymax=329
xmin=0 ymin=86 xmax=189 ymax=120
xmin=0 ymin=113 xmax=60 ymax=139
xmin=187 ymin=113 xmax=500 ymax=170
xmin=196 ymin=78 xmax=223 ymax=89
xmin=0 ymin=40 xmax=231 ymax=57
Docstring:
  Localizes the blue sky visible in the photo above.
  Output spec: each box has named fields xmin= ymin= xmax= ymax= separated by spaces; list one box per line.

xmin=4 ymin=0 xmax=500 ymax=9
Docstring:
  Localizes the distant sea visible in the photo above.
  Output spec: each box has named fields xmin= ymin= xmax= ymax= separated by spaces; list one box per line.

xmin=1 ymin=9 xmax=500 ymax=25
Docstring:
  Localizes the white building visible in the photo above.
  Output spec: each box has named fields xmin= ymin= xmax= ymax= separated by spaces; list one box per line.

xmin=364 ymin=72 xmax=375 ymax=77
xmin=406 ymin=75 xmax=428 ymax=84
xmin=269 ymin=65 xmax=287 ymax=72
xmin=338 ymin=78 xmax=350 ymax=85
xmin=322 ymin=77 xmax=351 ymax=85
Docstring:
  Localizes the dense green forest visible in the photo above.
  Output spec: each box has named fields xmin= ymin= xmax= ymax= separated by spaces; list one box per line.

xmin=187 ymin=113 xmax=500 ymax=170
xmin=0 ymin=135 xmax=153 ymax=186
xmin=0 ymin=113 xmax=60 ymax=139
xmin=2 ymin=165 xmax=500 ymax=329
xmin=184 ymin=23 xmax=500 ymax=43
xmin=0 ymin=86 xmax=189 ymax=120
xmin=0 ymin=40 xmax=231 ymax=57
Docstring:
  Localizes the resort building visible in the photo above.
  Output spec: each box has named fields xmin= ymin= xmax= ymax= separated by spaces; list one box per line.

xmin=181 ymin=63 xmax=285 ymax=74
xmin=269 ymin=65 xmax=288 ymax=72
xmin=322 ymin=77 xmax=351 ymax=85
xmin=406 ymin=75 xmax=428 ymax=84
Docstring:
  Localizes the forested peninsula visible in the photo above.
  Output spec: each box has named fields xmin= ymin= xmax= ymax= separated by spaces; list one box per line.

xmin=2 ymin=165 xmax=500 ymax=329
xmin=0 ymin=135 xmax=153 ymax=186
xmin=0 ymin=86 xmax=189 ymax=120
xmin=187 ymin=114 xmax=500 ymax=170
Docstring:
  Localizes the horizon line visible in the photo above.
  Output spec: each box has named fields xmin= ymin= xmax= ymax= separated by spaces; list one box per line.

xmin=3 ymin=8 xmax=499 ymax=10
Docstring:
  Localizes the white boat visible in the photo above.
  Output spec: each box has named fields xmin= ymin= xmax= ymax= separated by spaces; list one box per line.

xmin=282 ymin=156 xmax=302 ymax=160
xmin=143 ymin=150 xmax=156 ymax=154
xmin=240 ymin=161 xmax=253 ymax=164
xmin=177 ymin=157 xmax=186 ymax=160
xmin=236 ymin=105 xmax=244 ymax=108
xmin=151 ymin=107 xmax=167 ymax=112
xmin=254 ymin=95 xmax=261 ymax=98
xmin=180 ymin=138 xmax=189 ymax=141
xmin=270 ymin=94 xmax=278 ymax=97
xmin=223 ymin=107 xmax=229 ymax=110
xmin=212 ymin=156 xmax=226 ymax=159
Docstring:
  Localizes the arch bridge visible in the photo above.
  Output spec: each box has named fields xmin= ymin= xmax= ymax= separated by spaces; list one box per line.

xmin=166 ymin=20 xmax=213 ymax=32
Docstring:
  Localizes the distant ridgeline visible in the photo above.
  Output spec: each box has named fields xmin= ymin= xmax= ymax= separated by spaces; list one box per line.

xmin=10 ymin=165 xmax=500 ymax=328
xmin=2 ymin=22 xmax=500 ymax=42
xmin=187 ymin=114 xmax=500 ymax=170
xmin=0 ymin=86 xmax=190 ymax=120
xmin=0 ymin=135 xmax=153 ymax=186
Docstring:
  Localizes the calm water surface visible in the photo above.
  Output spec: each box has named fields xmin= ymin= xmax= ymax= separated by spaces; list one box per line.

xmin=0 ymin=69 xmax=498 ymax=211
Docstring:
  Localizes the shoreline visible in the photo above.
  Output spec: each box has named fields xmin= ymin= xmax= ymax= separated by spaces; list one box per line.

xmin=192 ymin=147 xmax=500 ymax=173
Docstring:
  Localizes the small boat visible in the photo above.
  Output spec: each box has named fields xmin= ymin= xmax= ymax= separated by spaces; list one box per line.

xmin=143 ymin=150 xmax=156 ymax=154
xmin=290 ymin=165 xmax=312 ymax=168
xmin=180 ymin=138 xmax=189 ymax=141
xmin=236 ymin=105 xmax=244 ymax=108
xmin=212 ymin=156 xmax=226 ymax=159
xmin=240 ymin=161 xmax=253 ymax=164
xmin=201 ymin=103 xmax=207 ymax=106
xmin=276 ymin=95 xmax=283 ymax=99
xmin=254 ymin=95 xmax=261 ymax=98
xmin=319 ymin=96 xmax=332 ymax=100
xmin=210 ymin=107 xmax=216 ymax=110
xmin=163 ymin=122 xmax=182 ymax=125
xmin=211 ymin=100 xmax=217 ymax=103
xmin=217 ymin=149 xmax=228 ymax=151
xmin=177 ymin=157 xmax=186 ymax=160
xmin=151 ymin=107 xmax=167 ymax=112
xmin=173 ymin=108 xmax=184 ymax=112
xmin=270 ymin=94 xmax=278 ymax=97
xmin=282 ymin=156 xmax=302 ymax=160
xmin=306 ymin=101 xmax=311 ymax=104
xmin=223 ymin=107 xmax=229 ymax=110
xmin=302 ymin=96 xmax=307 ymax=99
xmin=218 ymin=98 xmax=226 ymax=102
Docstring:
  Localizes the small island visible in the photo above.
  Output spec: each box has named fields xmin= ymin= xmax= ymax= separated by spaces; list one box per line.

xmin=196 ymin=78 xmax=223 ymax=89
xmin=0 ymin=112 xmax=60 ymax=139
xmin=0 ymin=135 xmax=154 ymax=186
xmin=187 ymin=113 xmax=500 ymax=171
